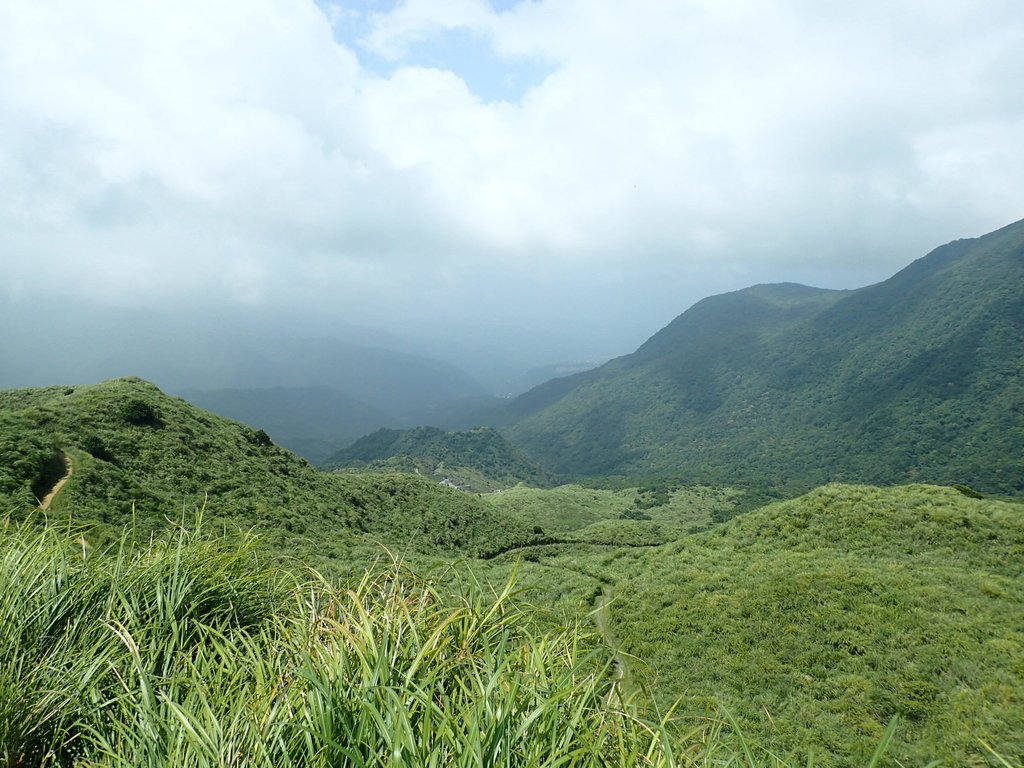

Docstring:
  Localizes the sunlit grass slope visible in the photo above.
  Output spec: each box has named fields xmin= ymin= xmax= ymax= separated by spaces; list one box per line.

xmin=0 ymin=378 xmax=540 ymax=564
xmin=608 ymin=483 xmax=1024 ymax=766
xmin=482 ymin=484 xmax=741 ymax=543
xmin=0 ymin=517 xmax=760 ymax=768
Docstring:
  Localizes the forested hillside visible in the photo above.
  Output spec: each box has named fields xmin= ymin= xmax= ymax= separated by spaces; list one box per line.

xmin=323 ymin=425 xmax=556 ymax=490
xmin=506 ymin=220 xmax=1024 ymax=493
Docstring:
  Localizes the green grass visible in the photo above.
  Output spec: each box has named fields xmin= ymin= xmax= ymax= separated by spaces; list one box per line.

xmin=0 ymin=378 xmax=542 ymax=564
xmin=481 ymin=484 xmax=741 ymax=541
xmin=606 ymin=484 xmax=1024 ymax=766
xmin=0 ymin=515 xmax=820 ymax=768
xmin=4 ymin=379 xmax=1023 ymax=765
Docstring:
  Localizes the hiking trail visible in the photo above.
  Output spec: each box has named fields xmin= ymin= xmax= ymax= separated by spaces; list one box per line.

xmin=39 ymin=453 xmax=73 ymax=510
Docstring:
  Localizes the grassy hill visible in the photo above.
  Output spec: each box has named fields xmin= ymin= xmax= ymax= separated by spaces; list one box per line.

xmin=323 ymin=425 xmax=557 ymax=491
xmin=604 ymin=483 xmax=1024 ymax=765
xmin=0 ymin=520 xmax=686 ymax=768
xmin=0 ymin=378 xmax=537 ymax=564
xmin=505 ymin=219 xmax=1024 ymax=494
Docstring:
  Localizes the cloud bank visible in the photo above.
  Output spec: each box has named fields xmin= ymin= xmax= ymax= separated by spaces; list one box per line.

xmin=2 ymin=0 xmax=1022 ymax=359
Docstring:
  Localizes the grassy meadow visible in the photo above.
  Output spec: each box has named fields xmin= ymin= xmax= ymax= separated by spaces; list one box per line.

xmin=1 ymin=516 xmax=798 ymax=768
xmin=2 ymin=378 xmax=1023 ymax=765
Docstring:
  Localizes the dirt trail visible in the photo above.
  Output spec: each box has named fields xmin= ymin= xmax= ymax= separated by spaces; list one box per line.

xmin=39 ymin=453 xmax=73 ymax=510
xmin=593 ymin=585 xmax=631 ymax=703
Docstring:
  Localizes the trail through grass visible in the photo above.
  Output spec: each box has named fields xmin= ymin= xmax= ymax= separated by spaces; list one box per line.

xmin=36 ymin=452 xmax=72 ymax=509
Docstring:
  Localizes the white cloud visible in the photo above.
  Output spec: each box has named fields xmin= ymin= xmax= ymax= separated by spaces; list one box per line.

xmin=360 ymin=0 xmax=497 ymax=60
xmin=1 ymin=0 xmax=1022 ymax=360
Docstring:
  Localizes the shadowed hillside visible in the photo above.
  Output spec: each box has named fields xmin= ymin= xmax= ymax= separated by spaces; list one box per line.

xmin=178 ymin=385 xmax=399 ymax=463
xmin=323 ymin=425 xmax=557 ymax=491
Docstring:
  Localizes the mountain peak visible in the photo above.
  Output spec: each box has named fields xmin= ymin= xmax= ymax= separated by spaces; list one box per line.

xmin=505 ymin=219 xmax=1024 ymax=493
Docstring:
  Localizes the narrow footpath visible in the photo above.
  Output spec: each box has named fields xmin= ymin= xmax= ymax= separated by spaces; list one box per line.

xmin=39 ymin=453 xmax=73 ymax=510
xmin=593 ymin=585 xmax=632 ymax=706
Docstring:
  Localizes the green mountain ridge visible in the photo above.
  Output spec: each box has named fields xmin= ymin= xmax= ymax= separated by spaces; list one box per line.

xmin=505 ymin=219 xmax=1024 ymax=493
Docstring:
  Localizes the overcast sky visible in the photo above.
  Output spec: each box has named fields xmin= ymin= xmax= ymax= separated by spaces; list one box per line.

xmin=2 ymin=0 xmax=1023 ymax=366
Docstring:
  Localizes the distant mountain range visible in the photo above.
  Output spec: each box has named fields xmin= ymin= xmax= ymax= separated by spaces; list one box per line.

xmin=6 ymin=219 xmax=1020 ymax=496
xmin=177 ymin=386 xmax=400 ymax=464
xmin=500 ymin=218 xmax=1024 ymax=494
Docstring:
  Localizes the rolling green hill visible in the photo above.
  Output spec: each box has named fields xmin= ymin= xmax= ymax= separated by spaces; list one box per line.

xmin=0 ymin=378 xmax=537 ymax=564
xmin=604 ymin=483 xmax=1024 ymax=766
xmin=505 ymin=219 xmax=1024 ymax=494
xmin=322 ymin=425 xmax=556 ymax=491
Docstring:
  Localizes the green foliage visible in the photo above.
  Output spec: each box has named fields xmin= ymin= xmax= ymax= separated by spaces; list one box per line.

xmin=0 ymin=518 xmax=740 ymax=768
xmin=3 ymin=378 xmax=1022 ymax=765
xmin=505 ymin=221 xmax=1024 ymax=495
xmin=0 ymin=378 xmax=533 ymax=561
xmin=120 ymin=397 xmax=163 ymax=427
xmin=607 ymin=484 xmax=1024 ymax=766
xmin=482 ymin=483 xmax=741 ymax=542
xmin=324 ymin=425 xmax=557 ymax=491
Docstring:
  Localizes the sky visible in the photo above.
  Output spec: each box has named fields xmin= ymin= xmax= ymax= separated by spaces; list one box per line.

xmin=2 ymin=0 xmax=1023 ymax=371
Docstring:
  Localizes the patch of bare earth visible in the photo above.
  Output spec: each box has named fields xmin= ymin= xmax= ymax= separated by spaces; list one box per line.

xmin=39 ymin=453 xmax=73 ymax=510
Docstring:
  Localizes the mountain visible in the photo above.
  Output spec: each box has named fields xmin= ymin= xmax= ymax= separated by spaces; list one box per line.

xmin=178 ymin=386 xmax=399 ymax=463
xmin=0 ymin=305 xmax=487 ymax=424
xmin=0 ymin=378 xmax=538 ymax=563
xmin=226 ymin=337 xmax=486 ymax=422
xmin=505 ymin=219 xmax=1024 ymax=494
xmin=323 ymin=425 xmax=557 ymax=492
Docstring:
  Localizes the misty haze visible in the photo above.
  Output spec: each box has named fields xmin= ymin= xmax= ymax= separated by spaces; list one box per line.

xmin=1 ymin=2 xmax=1022 ymax=765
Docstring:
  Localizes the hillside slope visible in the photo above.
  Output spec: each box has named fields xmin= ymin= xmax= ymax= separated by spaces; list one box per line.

xmin=0 ymin=378 xmax=536 ymax=562
xmin=506 ymin=219 xmax=1024 ymax=493
xmin=323 ymin=425 xmax=556 ymax=491
xmin=607 ymin=483 xmax=1024 ymax=765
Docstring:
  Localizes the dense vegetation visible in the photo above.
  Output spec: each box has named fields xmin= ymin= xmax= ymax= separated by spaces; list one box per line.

xmin=504 ymin=220 xmax=1024 ymax=495
xmin=0 ymin=378 xmax=540 ymax=565
xmin=0 ymin=519 xmax=698 ymax=767
xmin=2 ymin=377 xmax=1023 ymax=765
xmin=323 ymin=425 xmax=556 ymax=491
xmin=481 ymin=483 xmax=742 ymax=545
xmin=604 ymin=484 xmax=1024 ymax=766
